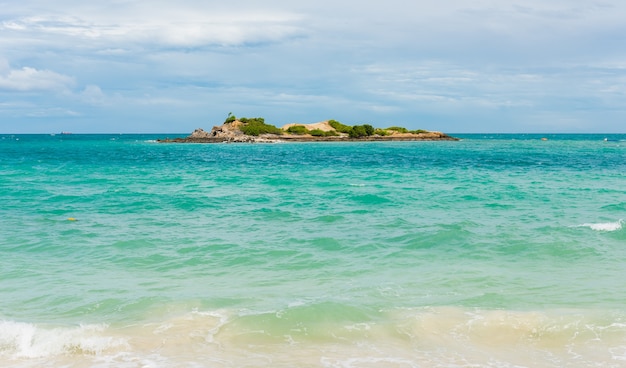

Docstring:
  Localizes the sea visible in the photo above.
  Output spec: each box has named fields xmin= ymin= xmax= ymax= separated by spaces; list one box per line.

xmin=1 ymin=133 xmax=625 ymax=367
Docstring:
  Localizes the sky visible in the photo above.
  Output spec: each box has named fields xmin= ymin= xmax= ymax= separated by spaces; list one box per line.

xmin=1 ymin=0 xmax=626 ymax=133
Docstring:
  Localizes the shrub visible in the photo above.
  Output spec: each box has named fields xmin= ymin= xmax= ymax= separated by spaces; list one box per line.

xmin=239 ymin=117 xmax=265 ymax=125
xmin=362 ymin=124 xmax=375 ymax=136
xmin=348 ymin=124 xmax=375 ymax=138
xmin=374 ymin=128 xmax=390 ymax=136
xmin=286 ymin=125 xmax=309 ymax=135
xmin=328 ymin=119 xmax=352 ymax=134
xmin=238 ymin=117 xmax=283 ymax=136
xmin=224 ymin=113 xmax=236 ymax=124
xmin=349 ymin=125 xmax=367 ymax=138
xmin=309 ymin=129 xmax=326 ymax=136
xmin=410 ymin=129 xmax=429 ymax=134
xmin=241 ymin=124 xmax=261 ymax=136
xmin=386 ymin=126 xmax=409 ymax=133
xmin=310 ymin=129 xmax=338 ymax=137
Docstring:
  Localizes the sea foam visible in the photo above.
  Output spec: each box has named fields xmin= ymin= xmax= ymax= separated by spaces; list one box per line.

xmin=0 ymin=320 xmax=127 ymax=359
xmin=577 ymin=220 xmax=623 ymax=232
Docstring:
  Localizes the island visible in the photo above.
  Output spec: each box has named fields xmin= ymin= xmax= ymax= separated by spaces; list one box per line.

xmin=158 ymin=115 xmax=459 ymax=143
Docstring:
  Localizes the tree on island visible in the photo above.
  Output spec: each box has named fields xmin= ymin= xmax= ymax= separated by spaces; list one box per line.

xmin=224 ymin=112 xmax=237 ymax=124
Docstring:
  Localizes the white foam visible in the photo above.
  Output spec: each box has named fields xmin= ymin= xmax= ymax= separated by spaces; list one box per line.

xmin=577 ymin=220 xmax=623 ymax=232
xmin=149 ymin=309 xmax=230 ymax=344
xmin=0 ymin=320 xmax=128 ymax=359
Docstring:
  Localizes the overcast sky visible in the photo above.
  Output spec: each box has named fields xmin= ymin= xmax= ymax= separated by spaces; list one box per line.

xmin=1 ymin=0 xmax=626 ymax=133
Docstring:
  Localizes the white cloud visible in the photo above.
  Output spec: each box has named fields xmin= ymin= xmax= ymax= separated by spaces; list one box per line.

xmin=1 ymin=9 xmax=305 ymax=49
xmin=0 ymin=65 xmax=75 ymax=92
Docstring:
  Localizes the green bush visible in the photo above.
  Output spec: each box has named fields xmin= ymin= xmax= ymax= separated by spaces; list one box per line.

xmin=386 ymin=126 xmax=409 ymax=133
xmin=348 ymin=124 xmax=375 ymax=138
xmin=309 ymin=129 xmax=325 ymax=136
xmin=240 ymin=124 xmax=260 ymax=136
xmin=328 ymin=119 xmax=352 ymax=134
xmin=224 ymin=113 xmax=237 ymax=124
xmin=410 ymin=129 xmax=429 ymax=134
xmin=310 ymin=129 xmax=338 ymax=137
xmin=374 ymin=128 xmax=390 ymax=136
xmin=239 ymin=117 xmax=265 ymax=125
xmin=238 ymin=117 xmax=283 ymax=136
xmin=286 ymin=125 xmax=309 ymax=135
xmin=363 ymin=124 xmax=375 ymax=136
xmin=349 ymin=125 xmax=366 ymax=138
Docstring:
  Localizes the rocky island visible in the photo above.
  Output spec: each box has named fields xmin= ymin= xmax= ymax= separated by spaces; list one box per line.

xmin=158 ymin=115 xmax=458 ymax=143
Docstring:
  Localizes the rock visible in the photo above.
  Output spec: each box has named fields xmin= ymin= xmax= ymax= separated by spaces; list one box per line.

xmin=189 ymin=128 xmax=211 ymax=139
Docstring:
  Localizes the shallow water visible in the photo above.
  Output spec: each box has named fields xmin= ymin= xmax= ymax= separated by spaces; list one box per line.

xmin=1 ymin=133 xmax=625 ymax=367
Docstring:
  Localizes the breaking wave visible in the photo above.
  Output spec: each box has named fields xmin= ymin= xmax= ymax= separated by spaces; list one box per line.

xmin=576 ymin=219 xmax=624 ymax=232
xmin=0 ymin=320 xmax=127 ymax=359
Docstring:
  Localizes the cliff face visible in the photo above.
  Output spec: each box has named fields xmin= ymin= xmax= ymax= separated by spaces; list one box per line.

xmin=159 ymin=120 xmax=459 ymax=143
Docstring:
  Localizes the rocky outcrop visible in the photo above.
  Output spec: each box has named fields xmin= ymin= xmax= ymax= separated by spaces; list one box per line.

xmin=188 ymin=128 xmax=211 ymax=139
xmin=160 ymin=122 xmax=261 ymax=143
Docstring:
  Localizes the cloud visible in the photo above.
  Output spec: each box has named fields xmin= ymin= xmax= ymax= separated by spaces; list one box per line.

xmin=0 ymin=64 xmax=75 ymax=92
xmin=2 ymin=1 xmax=626 ymax=133
xmin=1 ymin=9 xmax=305 ymax=50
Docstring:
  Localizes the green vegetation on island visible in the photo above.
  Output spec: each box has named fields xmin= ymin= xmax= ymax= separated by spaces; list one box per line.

xmin=328 ymin=119 xmax=353 ymax=134
xmin=326 ymin=120 xmax=428 ymax=138
xmin=310 ymin=129 xmax=338 ymax=137
xmin=285 ymin=125 xmax=309 ymax=135
xmin=158 ymin=113 xmax=458 ymax=143
xmin=239 ymin=118 xmax=283 ymax=136
xmin=224 ymin=113 xmax=283 ymax=136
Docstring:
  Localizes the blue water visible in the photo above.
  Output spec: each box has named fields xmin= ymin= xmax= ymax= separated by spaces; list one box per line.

xmin=1 ymin=133 xmax=625 ymax=367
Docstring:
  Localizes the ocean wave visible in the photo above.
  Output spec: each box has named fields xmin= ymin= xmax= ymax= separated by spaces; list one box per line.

xmin=0 ymin=320 xmax=127 ymax=359
xmin=3 ymin=306 xmax=626 ymax=367
xmin=576 ymin=219 xmax=623 ymax=232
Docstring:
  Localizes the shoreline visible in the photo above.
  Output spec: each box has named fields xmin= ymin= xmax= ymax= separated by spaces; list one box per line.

xmin=2 ymin=305 xmax=623 ymax=367
xmin=157 ymin=134 xmax=460 ymax=143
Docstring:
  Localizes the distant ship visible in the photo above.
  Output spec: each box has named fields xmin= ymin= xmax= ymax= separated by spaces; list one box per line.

xmin=60 ymin=132 xmax=72 ymax=135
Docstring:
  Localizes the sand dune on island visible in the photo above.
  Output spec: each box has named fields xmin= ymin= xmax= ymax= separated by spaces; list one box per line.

xmin=281 ymin=121 xmax=335 ymax=132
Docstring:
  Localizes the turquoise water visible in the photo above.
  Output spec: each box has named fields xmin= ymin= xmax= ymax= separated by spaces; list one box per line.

xmin=1 ymin=133 xmax=625 ymax=367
